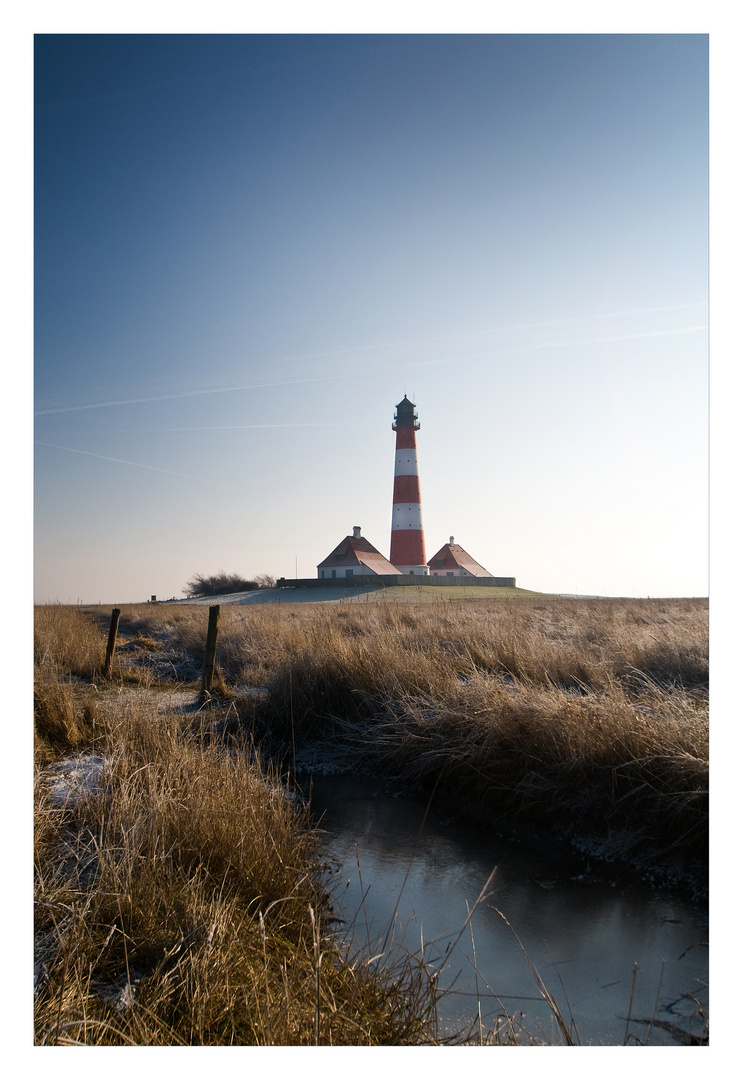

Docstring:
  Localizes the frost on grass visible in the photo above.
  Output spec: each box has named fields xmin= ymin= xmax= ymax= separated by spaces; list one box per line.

xmin=45 ymin=753 xmax=107 ymax=807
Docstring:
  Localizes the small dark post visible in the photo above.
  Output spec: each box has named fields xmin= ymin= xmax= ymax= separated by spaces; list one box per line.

xmin=200 ymin=605 xmax=220 ymax=699
xmin=104 ymin=607 xmax=121 ymax=677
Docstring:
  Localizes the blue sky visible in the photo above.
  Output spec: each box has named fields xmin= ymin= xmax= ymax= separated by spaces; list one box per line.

xmin=32 ymin=32 xmax=709 ymax=601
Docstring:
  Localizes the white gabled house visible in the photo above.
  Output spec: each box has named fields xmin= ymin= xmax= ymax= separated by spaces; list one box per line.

xmin=317 ymin=526 xmax=400 ymax=579
xmin=427 ymin=537 xmax=493 ymax=578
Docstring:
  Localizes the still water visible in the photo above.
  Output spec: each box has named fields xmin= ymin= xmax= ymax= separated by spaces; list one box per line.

xmin=305 ymin=774 xmax=708 ymax=1046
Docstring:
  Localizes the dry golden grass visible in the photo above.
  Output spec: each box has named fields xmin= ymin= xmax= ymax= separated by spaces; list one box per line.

xmin=34 ymin=603 xmax=106 ymax=679
xmin=97 ymin=594 xmax=707 ymax=690
xmin=34 ymin=605 xmax=442 ymax=1045
xmin=34 ymin=595 xmax=708 ymax=1043
xmin=62 ymin=599 xmax=708 ymax=799
xmin=351 ymin=674 xmax=708 ymax=864
xmin=93 ymin=595 xmax=707 ymax=877
xmin=34 ymin=697 xmax=437 ymax=1045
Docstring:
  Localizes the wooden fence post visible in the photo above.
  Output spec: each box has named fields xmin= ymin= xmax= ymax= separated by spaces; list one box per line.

xmin=200 ymin=605 xmax=220 ymax=700
xmin=103 ymin=607 xmax=121 ymax=677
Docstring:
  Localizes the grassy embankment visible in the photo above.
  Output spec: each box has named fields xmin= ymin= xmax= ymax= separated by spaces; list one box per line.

xmin=34 ymin=595 xmax=708 ymax=1044
xmin=111 ymin=594 xmax=707 ymax=877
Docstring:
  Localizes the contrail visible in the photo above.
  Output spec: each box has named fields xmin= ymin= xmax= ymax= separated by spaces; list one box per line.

xmin=400 ymin=324 xmax=709 ymax=369
xmin=35 ymin=322 xmax=707 ymax=416
xmin=272 ymin=302 xmax=709 ymax=364
xmin=34 ymin=371 xmax=358 ymax=417
xmin=518 ymin=323 xmax=708 ymax=351
xmin=157 ymin=423 xmax=331 ymax=432
xmin=34 ymin=441 xmax=232 ymax=487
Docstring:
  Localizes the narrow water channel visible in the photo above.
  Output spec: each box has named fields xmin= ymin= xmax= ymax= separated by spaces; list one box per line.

xmin=305 ymin=774 xmax=708 ymax=1046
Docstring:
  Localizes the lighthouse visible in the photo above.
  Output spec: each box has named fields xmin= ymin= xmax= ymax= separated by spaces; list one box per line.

xmin=390 ymin=395 xmax=428 ymax=574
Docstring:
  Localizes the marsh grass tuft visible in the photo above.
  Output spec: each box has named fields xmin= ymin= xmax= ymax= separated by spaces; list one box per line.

xmin=34 ymin=699 xmax=438 ymax=1044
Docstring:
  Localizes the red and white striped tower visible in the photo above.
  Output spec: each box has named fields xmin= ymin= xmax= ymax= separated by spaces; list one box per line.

xmin=390 ymin=395 xmax=428 ymax=575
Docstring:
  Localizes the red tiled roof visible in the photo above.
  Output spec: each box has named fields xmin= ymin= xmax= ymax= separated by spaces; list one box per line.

xmin=358 ymin=551 xmax=402 ymax=574
xmin=318 ymin=535 xmax=400 ymax=575
xmin=427 ymin=542 xmax=493 ymax=577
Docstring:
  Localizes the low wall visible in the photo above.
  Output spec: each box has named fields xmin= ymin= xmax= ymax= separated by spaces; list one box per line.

xmin=277 ymin=575 xmax=517 ymax=589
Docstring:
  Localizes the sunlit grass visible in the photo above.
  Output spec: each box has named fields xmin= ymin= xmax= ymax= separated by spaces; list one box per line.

xmin=34 ymin=689 xmax=437 ymax=1045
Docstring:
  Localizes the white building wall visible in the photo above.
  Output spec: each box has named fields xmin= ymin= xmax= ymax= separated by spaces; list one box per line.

xmin=318 ymin=564 xmax=381 ymax=579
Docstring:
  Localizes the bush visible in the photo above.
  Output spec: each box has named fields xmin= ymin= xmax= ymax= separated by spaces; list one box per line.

xmin=185 ymin=572 xmax=258 ymax=597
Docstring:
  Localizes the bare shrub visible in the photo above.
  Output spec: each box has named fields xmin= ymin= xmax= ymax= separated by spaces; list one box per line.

xmin=185 ymin=572 xmax=258 ymax=597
